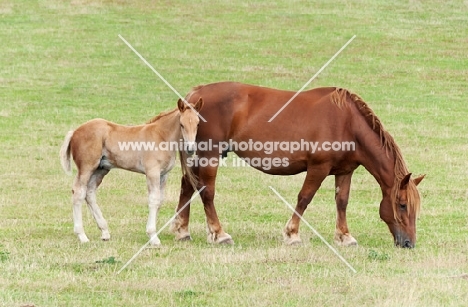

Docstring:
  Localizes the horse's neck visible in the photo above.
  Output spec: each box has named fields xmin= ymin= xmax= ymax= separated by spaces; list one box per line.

xmin=358 ymin=130 xmax=396 ymax=195
xmin=149 ymin=113 xmax=181 ymax=142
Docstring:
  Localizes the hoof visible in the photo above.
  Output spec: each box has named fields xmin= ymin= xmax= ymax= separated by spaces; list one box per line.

xmin=148 ymin=234 xmax=161 ymax=247
xmin=78 ymin=234 xmax=90 ymax=243
xmin=334 ymin=233 xmax=358 ymax=247
xmin=283 ymin=231 xmax=302 ymax=246
xmin=207 ymin=233 xmax=234 ymax=245
xmin=174 ymin=230 xmax=192 ymax=241
xmin=101 ymin=231 xmax=110 ymax=241
xmin=147 ymin=242 xmax=162 ymax=249
xmin=177 ymin=234 xmax=192 ymax=241
xmin=171 ymin=220 xmax=192 ymax=242
xmin=284 ymin=237 xmax=302 ymax=246
xmin=218 ymin=236 xmax=234 ymax=245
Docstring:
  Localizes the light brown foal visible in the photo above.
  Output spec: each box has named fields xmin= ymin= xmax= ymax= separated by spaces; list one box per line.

xmin=59 ymin=98 xmax=203 ymax=245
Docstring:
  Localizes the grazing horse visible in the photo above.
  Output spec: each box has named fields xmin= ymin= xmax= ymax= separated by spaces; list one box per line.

xmin=171 ymin=82 xmax=425 ymax=248
xmin=59 ymin=98 xmax=203 ymax=245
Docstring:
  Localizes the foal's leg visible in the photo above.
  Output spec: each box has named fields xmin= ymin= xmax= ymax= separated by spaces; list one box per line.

xmin=155 ymin=173 xmax=168 ymax=239
xmin=72 ymin=169 xmax=93 ymax=243
xmin=145 ymin=169 xmax=162 ymax=246
xmin=171 ymin=174 xmax=195 ymax=241
xmin=283 ymin=166 xmax=329 ymax=245
xmin=334 ymin=173 xmax=358 ymax=246
xmin=159 ymin=173 xmax=168 ymax=206
xmin=85 ymin=168 xmax=111 ymax=241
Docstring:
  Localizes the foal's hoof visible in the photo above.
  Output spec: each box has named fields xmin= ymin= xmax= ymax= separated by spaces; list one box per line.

xmin=101 ymin=232 xmax=111 ymax=241
xmin=147 ymin=234 xmax=161 ymax=247
xmin=78 ymin=234 xmax=90 ymax=243
xmin=147 ymin=242 xmax=162 ymax=249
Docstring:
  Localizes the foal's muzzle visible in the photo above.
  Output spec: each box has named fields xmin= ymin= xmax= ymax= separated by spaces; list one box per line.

xmin=185 ymin=141 xmax=196 ymax=156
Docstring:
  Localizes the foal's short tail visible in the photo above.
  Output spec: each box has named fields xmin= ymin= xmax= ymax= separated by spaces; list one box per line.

xmin=59 ymin=130 xmax=74 ymax=175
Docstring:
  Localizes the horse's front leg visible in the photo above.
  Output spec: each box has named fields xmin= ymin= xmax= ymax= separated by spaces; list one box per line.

xmin=199 ymin=164 xmax=233 ymax=244
xmin=334 ymin=173 xmax=358 ymax=246
xmin=145 ymin=169 xmax=162 ymax=246
xmin=171 ymin=173 xmax=194 ymax=241
xmin=284 ymin=166 xmax=329 ymax=245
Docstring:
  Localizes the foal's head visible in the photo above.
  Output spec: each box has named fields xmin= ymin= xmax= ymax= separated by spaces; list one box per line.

xmin=380 ymin=173 xmax=425 ymax=248
xmin=177 ymin=97 xmax=204 ymax=156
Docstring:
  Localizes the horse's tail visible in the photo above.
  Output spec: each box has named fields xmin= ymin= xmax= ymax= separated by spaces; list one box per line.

xmin=179 ymin=150 xmax=198 ymax=191
xmin=59 ymin=130 xmax=74 ymax=175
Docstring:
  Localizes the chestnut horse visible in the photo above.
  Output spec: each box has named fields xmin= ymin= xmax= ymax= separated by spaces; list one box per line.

xmin=60 ymin=98 xmax=203 ymax=246
xmin=171 ymin=82 xmax=424 ymax=248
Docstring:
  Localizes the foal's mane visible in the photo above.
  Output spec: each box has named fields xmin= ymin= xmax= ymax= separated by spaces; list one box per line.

xmin=331 ymin=88 xmax=420 ymax=220
xmin=146 ymin=108 xmax=179 ymax=124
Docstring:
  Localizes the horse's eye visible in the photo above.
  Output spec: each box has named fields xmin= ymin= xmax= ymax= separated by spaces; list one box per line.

xmin=180 ymin=124 xmax=184 ymax=129
xmin=399 ymin=203 xmax=407 ymax=210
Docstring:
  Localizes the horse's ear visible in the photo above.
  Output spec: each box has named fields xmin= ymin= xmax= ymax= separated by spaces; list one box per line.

xmin=177 ymin=98 xmax=187 ymax=112
xmin=413 ymin=174 xmax=425 ymax=186
xmin=400 ymin=173 xmax=412 ymax=189
xmin=193 ymin=97 xmax=204 ymax=112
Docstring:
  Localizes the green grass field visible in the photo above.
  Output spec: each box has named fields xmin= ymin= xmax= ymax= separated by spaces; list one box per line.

xmin=1 ymin=0 xmax=468 ymax=306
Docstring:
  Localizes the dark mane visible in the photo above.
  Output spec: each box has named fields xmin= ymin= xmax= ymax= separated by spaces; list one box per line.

xmin=331 ymin=88 xmax=421 ymax=220
xmin=146 ymin=108 xmax=179 ymax=124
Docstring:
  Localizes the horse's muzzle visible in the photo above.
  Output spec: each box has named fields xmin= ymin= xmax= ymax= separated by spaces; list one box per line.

xmin=395 ymin=236 xmax=415 ymax=249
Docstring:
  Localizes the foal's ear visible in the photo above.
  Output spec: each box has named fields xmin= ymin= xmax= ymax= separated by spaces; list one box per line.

xmin=413 ymin=174 xmax=425 ymax=186
xmin=177 ymin=98 xmax=187 ymax=112
xmin=192 ymin=97 xmax=204 ymax=112
xmin=400 ymin=173 xmax=412 ymax=190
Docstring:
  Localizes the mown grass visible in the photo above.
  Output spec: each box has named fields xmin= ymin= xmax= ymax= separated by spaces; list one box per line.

xmin=1 ymin=0 xmax=468 ymax=306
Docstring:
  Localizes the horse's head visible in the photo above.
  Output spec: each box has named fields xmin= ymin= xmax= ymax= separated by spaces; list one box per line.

xmin=380 ymin=173 xmax=425 ymax=248
xmin=177 ymin=97 xmax=204 ymax=156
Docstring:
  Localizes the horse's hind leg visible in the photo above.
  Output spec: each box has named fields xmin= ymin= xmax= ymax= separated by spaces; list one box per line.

xmin=72 ymin=170 xmax=93 ymax=243
xmin=334 ymin=173 xmax=358 ymax=246
xmin=85 ymin=168 xmax=110 ymax=241
xmin=283 ymin=166 xmax=329 ymax=245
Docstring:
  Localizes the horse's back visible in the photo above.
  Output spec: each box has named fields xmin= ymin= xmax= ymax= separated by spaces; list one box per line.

xmin=191 ymin=82 xmax=340 ymax=117
xmin=191 ymin=82 xmax=347 ymax=137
